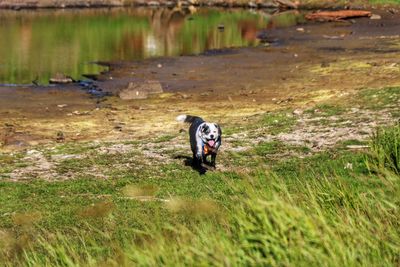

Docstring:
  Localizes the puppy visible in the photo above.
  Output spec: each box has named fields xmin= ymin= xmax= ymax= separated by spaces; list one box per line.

xmin=176 ymin=114 xmax=222 ymax=168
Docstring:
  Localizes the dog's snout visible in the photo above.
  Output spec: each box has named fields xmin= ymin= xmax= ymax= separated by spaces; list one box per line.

xmin=210 ymin=134 xmax=214 ymax=139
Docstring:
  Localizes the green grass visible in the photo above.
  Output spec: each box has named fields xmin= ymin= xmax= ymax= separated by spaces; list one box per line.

xmin=305 ymin=104 xmax=346 ymax=117
xmin=358 ymin=87 xmax=400 ymax=110
xmin=0 ymin=131 xmax=399 ymax=266
xmin=153 ymin=134 xmax=177 ymax=143
xmin=223 ymin=110 xmax=297 ymax=136
xmin=261 ymin=110 xmax=297 ymax=135
xmin=367 ymin=124 xmax=400 ymax=174
xmin=368 ymin=0 xmax=400 ymax=3
xmin=1 ymin=87 xmax=400 ymax=265
xmin=0 ymin=152 xmax=26 ymax=176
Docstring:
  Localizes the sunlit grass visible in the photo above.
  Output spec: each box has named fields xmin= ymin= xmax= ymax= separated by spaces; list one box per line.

xmin=367 ymin=124 xmax=400 ymax=174
xmin=0 ymin=133 xmax=399 ymax=265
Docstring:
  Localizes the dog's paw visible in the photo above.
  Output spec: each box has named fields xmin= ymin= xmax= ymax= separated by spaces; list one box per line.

xmin=201 ymin=163 xmax=216 ymax=171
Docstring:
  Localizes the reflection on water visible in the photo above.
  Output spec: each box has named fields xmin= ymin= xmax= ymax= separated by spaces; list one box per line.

xmin=0 ymin=8 xmax=303 ymax=84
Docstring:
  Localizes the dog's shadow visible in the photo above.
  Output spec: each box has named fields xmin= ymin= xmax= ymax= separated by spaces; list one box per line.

xmin=173 ymin=155 xmax=212 ymax=175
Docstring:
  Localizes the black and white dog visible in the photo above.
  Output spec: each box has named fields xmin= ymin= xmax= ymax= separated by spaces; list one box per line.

xmin=176 ymin=114 xmax=222 ymax=168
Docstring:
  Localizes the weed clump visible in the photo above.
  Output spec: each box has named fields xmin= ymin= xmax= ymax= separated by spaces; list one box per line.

xmin=367 ymin=124 xmax=400 ymax=174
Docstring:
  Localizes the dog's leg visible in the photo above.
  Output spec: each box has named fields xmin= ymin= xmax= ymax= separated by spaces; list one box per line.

xmin=202 ymin=154 xmax=208 ymax=164
xmin=193 ymin=152 xmax=202 ymax=167
xmin=210 ymin=153 xmax=217 ymax=168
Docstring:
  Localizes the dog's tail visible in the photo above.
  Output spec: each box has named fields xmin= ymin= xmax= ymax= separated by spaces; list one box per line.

xmin=176 ymin=114 xmax=202 ymax=124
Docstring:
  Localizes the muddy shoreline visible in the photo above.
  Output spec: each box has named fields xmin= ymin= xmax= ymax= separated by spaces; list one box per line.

xmin=0 ymin=0 xmax=397 ymax=10
xmin=0 ymin=0 xmax=292 ymax=10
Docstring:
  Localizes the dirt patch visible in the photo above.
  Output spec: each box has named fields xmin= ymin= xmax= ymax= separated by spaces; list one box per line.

xmin=9 ymin=150 xmax=57 ymax=181
xmin=277 ymin=108 xmax=396 ymax=149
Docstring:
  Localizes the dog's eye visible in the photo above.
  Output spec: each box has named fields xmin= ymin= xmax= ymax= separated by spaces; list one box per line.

xmin=202 ymin=125 xmax=210 ymax=134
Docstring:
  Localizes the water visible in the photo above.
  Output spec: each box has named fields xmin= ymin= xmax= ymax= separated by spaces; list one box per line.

xmin=0 ymin=8 xmax=303 ymax=84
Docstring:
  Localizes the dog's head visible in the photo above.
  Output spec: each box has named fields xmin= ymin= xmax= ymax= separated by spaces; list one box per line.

xmin=199 ymin=123 xmax=221 ymax=148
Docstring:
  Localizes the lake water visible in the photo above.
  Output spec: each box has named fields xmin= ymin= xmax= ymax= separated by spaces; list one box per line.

xmin=0 ymin=8 xmax=303 ymax=84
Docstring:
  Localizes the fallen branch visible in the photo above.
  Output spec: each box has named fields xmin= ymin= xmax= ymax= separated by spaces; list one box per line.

xmin=306 ymin=10 xmax=372 ymax=21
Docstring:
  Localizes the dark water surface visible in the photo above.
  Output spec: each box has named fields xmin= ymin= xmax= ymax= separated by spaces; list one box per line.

xmin=0 ymin=8 xmax=303 ymax=84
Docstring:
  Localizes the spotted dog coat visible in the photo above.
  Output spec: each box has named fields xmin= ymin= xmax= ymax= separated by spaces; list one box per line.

xmin=176 ymin=115 xmax=222 ymax=168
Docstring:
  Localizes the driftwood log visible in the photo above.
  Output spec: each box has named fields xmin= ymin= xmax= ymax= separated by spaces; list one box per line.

xmin=305 ymin=10 xmax=372 ymax=21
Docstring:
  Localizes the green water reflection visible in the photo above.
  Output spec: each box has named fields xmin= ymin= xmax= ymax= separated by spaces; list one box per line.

xmin=0 ymin=8 xmax=303 ymax=84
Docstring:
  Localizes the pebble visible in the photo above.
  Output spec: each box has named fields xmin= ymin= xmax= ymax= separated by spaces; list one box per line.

xmin=248 ymin=2 xmax=257 ymax=8
xmin=321 ymin=62 xmax=330 ymax=68
xmin=293 ymin=109 xmax=303 ymax=116
xmin=370 ymin=14 xmax=381 ymax=20
xmin=147 ymin=1 xmax=160 ymax=6
xmin=344 ymin=163 xmax=353 ymax=170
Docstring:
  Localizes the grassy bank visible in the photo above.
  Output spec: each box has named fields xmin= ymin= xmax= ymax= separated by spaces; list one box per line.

xmin=0 ymin=86 xmax=399 ymax=266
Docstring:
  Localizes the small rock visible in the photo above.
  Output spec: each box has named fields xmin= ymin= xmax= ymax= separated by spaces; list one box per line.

xmin=49 ymin=73 xmax=74 ymax=84
xmin=147 ymin=1 xmax=160 ymax=6
xmin=56 ymin=131 xmax=65 ymax=142
xmin=344 ymin=163 xmax=353 ymax=170
xmin=177 ymin=93 xmax=190 ymax=99
xmin=275 ymin=0 xmax=298 ymax=9
xmin=321 ymin=62 xmax=330 ymax=68
xmin=293 ymin=109 xmax=303 ymax=116
xmin=119 ymin=80 xmax=163 ymax=100
xmin=157 ymin=64 xmax=162 ymax=68
xmin=179 ymin=0 xmax=190 ymax=6
xmin=114 ymin=125 xmax=123 ymax=131
xmin=57 ymin=104 xmax=68 ymax=108
xmin=259 ymin=2 xmax=279 ymax=8
xmin=248 ymin=2 xmax=257 ymax=8
xmin=72 ymin=111 xmax=89 ymax=116
xmin=296 ymin=27 xmax=305 ymax=32
xmin=370 ymin=14 xmax=381 ymax=20
xmin=346 ymin=145 xmax=369 ymax=150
